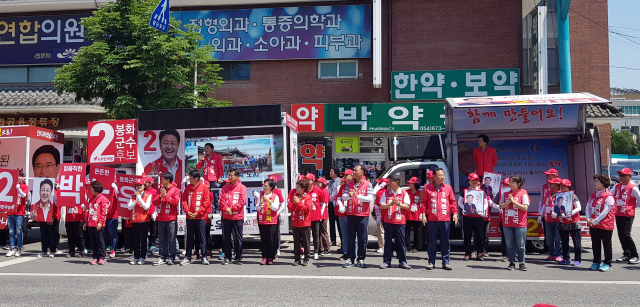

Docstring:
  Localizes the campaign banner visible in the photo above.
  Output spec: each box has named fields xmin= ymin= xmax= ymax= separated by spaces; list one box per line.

xmin=88 ymin=119 xmax=138 ymax=164
xmin=89 ymin=166 xmax=116 ymax=198
xmin=0 ymin=212 xmax=7 ymax=230
xmin=30 ymin=177 xmax=56 ymax=223
xmin=452 ymin=105 xmax=579 ymax=131
xmin=463 ymin=189 xmax=485 ymax=216
xmin=458 ymin=138 xmax=569 ymax=191
xmin=447 ymin=92 xmax=608 ymax=108
xmin=57 ymin=163 xmax=86 ymax=208
xmin=29 ymin=137 xmax=64 ymax=181
xmin=0 ymin=14 xmax=91 ymax=65
xmin=0 ymin=169 xmax=19 ymax=214
xmin=115 ymin=174 xmax=143 ymax=217
xmin=138 ymin=129 xmax=185 ymax=183
xmin=174 ymin=5 xmax=371 ymax=61
xmin=482 ymin=172 xmax=502 ymax=201
xmin=556 ymin=191 xmax=574 ymax=220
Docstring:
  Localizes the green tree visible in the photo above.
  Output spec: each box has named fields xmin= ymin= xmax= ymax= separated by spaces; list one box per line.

xmin=612 ymin=129 xmax=639 ymax=155
xmin=54 ymin=0 xmax=229 ymax=119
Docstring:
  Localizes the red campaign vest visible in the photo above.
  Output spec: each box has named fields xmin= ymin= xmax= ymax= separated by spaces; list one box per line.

xmin=502 ymin=189 xmax=528 ymax=228
xmin=132 ymin=193 xmax=152 ymax=223
xmin=32 ymin=201 xmax=54 ymax=223
xmin=462 ymin=187 xmax=483 ymax=218
xmin=309 ymin=186 xmax=322 ymax=222
xmin=65 ymin=205 xmax=85 ymax=222
xmin=346 ymin=180 xmax=371 ymax=217
xmin=543 ymin=190 xmax=559 ymax=222
xmin=589 ymin=189 xmax=616 ymax=231
xmin=382 ymin=189 xmax=407 ymax=225
xmin=321 ymin=188 xmax=329 ymax=220
xmin=183 ymin=183 xmax=209 ymax=220
xmin=614 ymin=183 xmax=637 ymax=217
xmin=257 ymin=192 xmax=279 ymax=225
xmin=561 ymin=192 xmax=580 ymax=224
xmin=403 ymin=190 xmax=421 ymax=221
xmin=423 ymin=183 xmax=456 ymax=222
xmin=199 ymin=154 xmax=220 ymax=182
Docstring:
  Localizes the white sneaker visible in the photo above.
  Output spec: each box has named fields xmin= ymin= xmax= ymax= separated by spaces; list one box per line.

xmin=376 ymin=248 xmax=384 ymax=254
xmin=15 ymin=249 xmax=21 ymax=257
xmin=180 ymin=258 xmax=191 ymax=266
xmin=37 ymin=252 xmax=45 ymax=258
xmin=313 ymin=253 xmax=319 ymax=260
xmin=277 ymin=249 xmax=281 ymax=257
xmin=138 ymin=258 xmax=145 ymax=265
xmin=48 ymin=253 xmax=54 ymax=258
xmin=130 ymin=260 xmax=137 ymax=265
xmin=55 ymin=250 xmax=64 ymax=255
xmin=6 ymin=249 xmax=15 ymax=257
xmin=153 ymin=258 xmax=166 ymax=266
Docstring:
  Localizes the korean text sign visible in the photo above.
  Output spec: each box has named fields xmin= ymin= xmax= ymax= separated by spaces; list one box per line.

xmin=115 ymin=174 xmax=142 ymax=217
xmin=0 ymin=14 xmax=91 ymax=65
xmin=335 ymin=137 xmax=359 ymax=153
xmin=392 ymin=69 xmax=520 ymax=101
xmin=0 ymin=169 xmax=19 ymax=213
xmin=90 ymin=166 xmax=116 ymax=197
xmin=323 ymin=103 xmax=445 ymax=132
xmin=173 ymin=5 xmax=371 ymax=61
xmin=452 ymin=105 xmax=578 ymax=131
xmin=58 ymin=163 xmax=86 ymax=208
xmin=88 ymin=119 xmax=138 ymax=164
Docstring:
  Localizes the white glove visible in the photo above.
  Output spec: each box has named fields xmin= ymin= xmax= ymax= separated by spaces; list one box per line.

xmin=379 ymin=182 xmax=387 ymax=188
xmin=182 ymin=176 xmax=189 ymax=183
xmin=419 ymin=214 xmax=423 ymax=222
xmin=112 ymin=182 xmax=118 ymax=190
xmin=270 ymin=202 xmax=279 ymax=211
xmin=152 ymin=212 xmax=158 ymax=220
xmin=16 ymin=184 xmax=20 ymax=189
xmin=253 ymin=191 xmax=260 ymax=199
xmin=80 ymin=204 xmax=86 ymax=210
xmin=256 ymin=203 xmax=262 ymax=211
xmin=339 ymin=204 xmax=346 ymax=213
xmin=537 ymin=216 xmax=542 ymax=224
xmin=551 ymin=212 xmax=557 ymax=218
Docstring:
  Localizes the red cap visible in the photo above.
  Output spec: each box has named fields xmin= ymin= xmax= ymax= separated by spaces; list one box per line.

xmin=317 ymin=177 xmax=328 ymax=184
xmin=306 ymin=173 xmax=316 ymax=181
xmin=341 ymin=169 xmax=354 ymax=176
xmin=546 ymin=177 xmax=562 ymax=185
xmin=427 ymin=170 xmax=433 ymax=178
xmin=617 ymin=167 xmax=633 ymax=176
xmin=543 ymin=168 xmax=559 ymax=176
xmin=406 ymin=177 xmax=419 ymax=184
xmin=145 ymin=177 xmax=154 ymax=183
xmin=297 ymin=175 xmax=308 ymax=181
xmin=502 ymin=178 xmax=510 ymax=185
xmin=560 ymin=179 xmax=572 ymax=187
xmin=376 ymin=178 xmax=389 ymax=184
xmin=268 ymin=174 xmax=279 ymax=182
xmin=135 ymin=178 xmax=145 ymax=185
xmin=468 ymin=173 xmax=480 ymax=181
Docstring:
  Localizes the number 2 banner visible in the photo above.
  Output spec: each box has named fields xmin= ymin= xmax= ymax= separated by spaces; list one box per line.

xmin=88 ymin=119 xmax=138 ymax=164
xmin=115 ymin=174 xmax=143 ymax=217
xmin=0 ymin=169 xmax=19 ymax=214
xmin=58 ymin=163 xmax=86 ymax=208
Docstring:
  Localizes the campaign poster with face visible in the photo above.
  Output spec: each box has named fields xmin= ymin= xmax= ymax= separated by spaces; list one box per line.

xmin=464 ymin=189 xmax=484 ymax=216
xmin=29 ymin=139 xmax=64 ymax=183
xmin=481 ymin=172 xmax=501 ymax=200
xmin=30 ymin=177 xmax=56 ymax=223
xmin=138 ymin=129 xmax=186 ymax=184
xmin=555 ymin=191 xmax=574 ymax=219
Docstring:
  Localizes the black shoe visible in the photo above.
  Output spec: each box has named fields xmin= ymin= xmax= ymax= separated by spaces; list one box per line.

xmin=340 ymin=255 xmax=348 ymax=260
xmin=337 ymin=248 xmax=343 ymax=254
xmin=442 ymin=264 xmax=452 ymax=270
xmin=292 ymin=260 xmax=300 ymax=266
xmin=302 ymin=260 xmax=309 ymax=266
xmin=234 ymin=260 xmax=243 ymax=265
xmin=519 ymin=263 xmax=528 ymax=271
xmin=616 ymin=256 xmax=630 ymax=263
xmin=507 ymin=263 xmax=515 ymax=270
xmin=629 ymin=257 xmax=639 ymax=264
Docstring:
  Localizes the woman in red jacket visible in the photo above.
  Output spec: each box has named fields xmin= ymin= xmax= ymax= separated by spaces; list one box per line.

xmin=128 ymin=178 xmax=152 ymax=265
xmin=288 ymin=179 xmax=312 ymax=266
xmin=499 ymin=175 xmax=530 ymax=271
xmin=586 ymin=174 xmax=616 ymax=272
xmin=255 ymin=178 xmax=280 ymax=265
xmin=84 ymin=181 xmax=109 ymax=265
xmin=32 ymin=179 xmax=56 ymax=258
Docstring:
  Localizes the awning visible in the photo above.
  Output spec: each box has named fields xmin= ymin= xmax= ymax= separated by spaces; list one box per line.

xmin=445 ymin=92 xmax=609 ymax=108
xmin=56 ymin=126 xmax=87 ymax=138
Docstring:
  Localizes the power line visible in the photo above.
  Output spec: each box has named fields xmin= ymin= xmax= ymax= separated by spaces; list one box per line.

xmin=611 ymin=66 xmax=640 ymax=71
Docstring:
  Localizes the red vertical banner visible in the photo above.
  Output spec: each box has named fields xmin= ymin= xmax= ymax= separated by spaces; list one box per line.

xmin=115 ymin=174 xmax=142 ymax=217
xmin=58 ymin=163 xmax=87 ymax=208
xmin=88 ymin=119 xmax=138 ymax=164
xmin=0 ymin=212 xmax=7 ymax=230
xmin=90 ymin=166 xmax=116 ymax=198
xmin=0 ymin=169 xmax=19 ymax=214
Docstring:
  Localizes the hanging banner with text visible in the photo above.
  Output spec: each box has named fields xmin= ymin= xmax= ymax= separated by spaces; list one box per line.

xmin=391 ymin=69 xmax=520 ymax=101
xmin=89 ymin=165 xmax=116 ymax=198
xmin=173 ymin=5 xmax=371 ymax=61
xmin=115 ymin=174 xmax=142 ymax=217
xmin=452 ymin=105 xmax=579 ymax=132
xmin=88 ymin=119 xmax=138 ymax=164
xmin=57 ymin=163 xmax=86 ymax=208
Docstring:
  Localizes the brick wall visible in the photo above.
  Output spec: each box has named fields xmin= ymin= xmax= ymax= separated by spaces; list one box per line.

xmin=596 ymin=123 xmax=612 ymax=166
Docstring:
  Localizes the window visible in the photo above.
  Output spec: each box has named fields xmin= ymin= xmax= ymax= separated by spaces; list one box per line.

xmin=217 ymin=62 xmax=250 ymax=81
xmin=0 ymin=65 xmax=62 ymax=83
xmin=318 ymin=60 xmax=358 ymax=79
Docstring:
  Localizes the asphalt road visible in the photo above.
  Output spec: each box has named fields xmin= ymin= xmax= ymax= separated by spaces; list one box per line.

xmin=1 ymin=220 xmax=640 ymax=306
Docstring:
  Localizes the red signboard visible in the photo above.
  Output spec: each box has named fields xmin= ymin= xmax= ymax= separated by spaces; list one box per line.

xmin=57 ymin=163 xmax=86 ymax=208
xmin=0 ymin=212 xmax=7 ymax=230
xmin=292 ymin=104 xmax=325 ymax=132
xmin=284 ymin=113 xmax=299 ymax=132
xmin=115 ymin=174 xmax=142 ymax=217
xmin=90 ymin=166 xmax=116 ymax=198
xmin=88 ymin=119 xmax=138 ymax=164
xmin=0 ymin=125 xmax=65 ymax=143
xmin=0 ymin=169 xmax=19 ymax=213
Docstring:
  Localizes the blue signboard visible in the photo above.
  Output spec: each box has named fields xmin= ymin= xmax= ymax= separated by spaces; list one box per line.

xmin=0 ymin=14 xmax=91 ymax=65
xmin=150 ymin=0 xmax=170 ymax=33
xmin=452 ymin=105 xmax=579 ymax=132
xmin=173 ymin=5 xmax=371 ymax=61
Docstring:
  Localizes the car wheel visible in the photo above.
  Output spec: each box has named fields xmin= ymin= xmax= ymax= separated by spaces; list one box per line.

xmin=526 ymin=239 xmax=547 ymax=254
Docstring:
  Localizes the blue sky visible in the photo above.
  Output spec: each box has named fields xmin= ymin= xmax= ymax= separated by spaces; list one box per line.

xmin=609 ymin=0 xmax=640 ymax=90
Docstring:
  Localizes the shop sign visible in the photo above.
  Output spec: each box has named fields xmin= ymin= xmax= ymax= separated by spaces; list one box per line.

xmin=300 ymin=143 xmax=325 ymax=169
xmin=292 ymin=104 xmax=324 ymax=132
xmin=335 ymin=137 xmax=359 ymax=153
xmin=391 ymin=69 xmax=520 ymax=101
xmin=0 ymin=117 xmax=60 ymax=128
xmin=452 ymin=105 xmax=579 ymax=131
xmin=324 ymin=103 xmax=445 ymax=132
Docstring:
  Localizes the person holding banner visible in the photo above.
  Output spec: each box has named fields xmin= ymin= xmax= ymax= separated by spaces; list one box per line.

xmin=255 ymin=178 xmax=280 ymax=265
xmin=220 ymin=169 xmax=247 ymax=265
xmin=153 ymin=172 xmax=181 ymax=266
xmin=379 ymin=174 xmax=411 ymax=269
xmin=421 ymin=168 xmax=458 ymax=270
xmin=540 ymin=177 xmax=563 ymax=262
xmin=128 ymin=178 xmax=152 ymax=265
xmin=32 ymin=179 xmax=57 ymax=258
xmin=557 ymin=179 xmax=583 ymax=266
xmin=181 ymin=170 xmax=211 ymax=266
xmin=6 ymin=170 xmax=28 ymax=257
xmin=587 ymin=174 xmax=616 ymax=272
xmin=84 ymin=181 xmax=109 ymax=265
xmin=611 ymin=167 xmax=640 ymax=265
xmin=289 ymin=179 xmax=312 ymax=266
xmin=459 ymin=173 xmax=488 ymax=261
xmin=499 ymin=175 xmax=530 ymax=271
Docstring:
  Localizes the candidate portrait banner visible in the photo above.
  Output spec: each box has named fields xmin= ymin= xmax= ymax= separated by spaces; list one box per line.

xmin=115 ymin=174 xmax=142 ymax=217
xmin=30 ymin=177 xmax=56 ymax=223
xmin=463 ymin=189 xmax=485 ymax=216
xmin=482 ymin=172 xmax=502 ymax=201
xmin=137 ymin=129 xmax=185 ymax=183
xmin=0 ymin=169 xmax=19 ymax=214
xmin=57 ymin=163 xmax=86 ymax=208
xmin=90 ymin=165 xmax=116 ymax=198
xmin=88 ymin=119 xmax=138 ymax=164
xmin=555 ymin=191 xmax=574 ymax=220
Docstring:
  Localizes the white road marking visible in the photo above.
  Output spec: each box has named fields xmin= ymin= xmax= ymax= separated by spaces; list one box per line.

xmin=0 ymin=257 xmax=38 ymax=268
xmin=0 ymin=272 xmax=639 ymax=285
